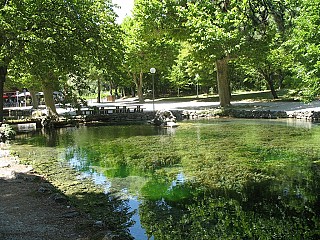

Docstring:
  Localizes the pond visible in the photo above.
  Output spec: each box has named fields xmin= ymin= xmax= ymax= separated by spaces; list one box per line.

xmin=13 ymin=119 xmax=320 ymax=239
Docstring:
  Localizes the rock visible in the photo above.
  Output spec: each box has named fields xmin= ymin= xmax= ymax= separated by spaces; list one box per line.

xmin=38 ymin=186 xmax=52 ymax=193
xmin=0 ymin=161 xmax=10 ymax=168
xmin=63 ymin=210 xmax=80 ymax=218
xmin=93 ymin=220 xmax=105 ymax=228
xmin=150 ymin=110 xmax=178 ymax=127
xmin=49 ymin=193 xmax=68 ymax=204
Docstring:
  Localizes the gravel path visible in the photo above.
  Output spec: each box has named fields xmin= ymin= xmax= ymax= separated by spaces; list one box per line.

xmin=85 ymin=98 xmax=320 ymax=113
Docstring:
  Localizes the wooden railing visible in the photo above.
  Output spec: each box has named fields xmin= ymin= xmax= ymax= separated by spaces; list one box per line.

xmin=78 ymin=105 xmax=145 ymax=116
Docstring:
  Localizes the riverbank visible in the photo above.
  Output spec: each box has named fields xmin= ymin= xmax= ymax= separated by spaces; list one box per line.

xmin=6 ymin=98 xmax=320 ymax=130
xmin=0 ymin=143 xmax=131 ymax=240
xmin=0 ymin=145 xmax=93 ymax=240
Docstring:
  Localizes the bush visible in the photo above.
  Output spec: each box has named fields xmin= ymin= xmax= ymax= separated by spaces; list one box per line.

xmin=0 ymin=124 xmax=16 ymax=142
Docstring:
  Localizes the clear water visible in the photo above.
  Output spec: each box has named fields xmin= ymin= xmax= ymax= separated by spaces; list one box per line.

xmin=13 ymin=119 xmax=320 ymax=239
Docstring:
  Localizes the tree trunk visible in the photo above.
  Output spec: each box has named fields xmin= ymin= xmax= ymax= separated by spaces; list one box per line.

xmin=216 ymin=58 xmax=231 ymax=107
xmin=134 ymin=72 xmax=144 ymax=103
xmin=29 ymin=90 xmax=39 ymax=109
xmin=42 ymin=81 xmax=58 ymax=116
xmin=97 ymin=78 xmax=101 ymax=103
xmin=277 ymin=69 xmax=284 ymax=89
xmin=138 ymin=71 xmax=144 ymax=103
xmin=261 ymin=69 xmax=279 ymax=99
xmin=0 ymin=66 xmax=7 ymax=122
xmin=109 ymin=81 xmax=114 ymax=97
xmin=266 ymin=73 xmax=278 ymax=99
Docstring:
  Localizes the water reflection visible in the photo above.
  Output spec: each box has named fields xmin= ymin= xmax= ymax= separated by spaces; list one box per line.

xmin=67 ymin=146 xmax=153 ymax=239
xmin=129 ymin=197 xmax=153 ymax=240
xmin=13 ymin=120 xmax=320 ymax=239
xmin=284 ymin=118 xmax=314 ymax=128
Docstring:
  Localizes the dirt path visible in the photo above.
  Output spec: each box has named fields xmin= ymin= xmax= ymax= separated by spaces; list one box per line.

xmin=0 ymin=148 xmax=93 ymax=240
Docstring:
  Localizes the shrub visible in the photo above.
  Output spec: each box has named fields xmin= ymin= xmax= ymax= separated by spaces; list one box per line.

xmin=0 ymin=124 xmax=16 ymax=142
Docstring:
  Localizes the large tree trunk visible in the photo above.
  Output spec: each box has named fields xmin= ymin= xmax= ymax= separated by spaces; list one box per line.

xmin=133 ymin=72 xmax=144 ymax=103
xmin=216 ymin=57 xmax=231 ymax=107
xmin=29 ymin=90 xmax=39 ymax=109
xmin=0 ymin=66 xmax=7 ymax=122
xmin=42 ymin=80 xmax=58 ymax=116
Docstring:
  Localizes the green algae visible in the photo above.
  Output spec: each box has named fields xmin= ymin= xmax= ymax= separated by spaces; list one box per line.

xmin=12 ymin=120 xmax=320 ymax=239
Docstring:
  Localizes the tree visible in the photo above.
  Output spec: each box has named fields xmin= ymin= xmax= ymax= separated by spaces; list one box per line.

xmin=1 ymin=0 xmax=121 ymax=118
xmin=122 ymin=17 xmax=151 ymax=103
xmin=122 ymin=16 xmax=178 ymax=103
xmin=0 ymin=0 xmax=29 ymax=121
xmin=84 ymin=1 xmax=124 ymax=103
xmin=286 ymin=0 xmax=320 ymax=101
xmin=233 ymin=41 xmax=293 ymax=99
xmin=133 ymin=0 xmax=292 ymax=107
xmin=168 ymin=42 xmax=216 ymax=97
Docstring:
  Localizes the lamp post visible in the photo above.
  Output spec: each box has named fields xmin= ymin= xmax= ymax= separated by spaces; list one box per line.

xmin=150 ymin=67 xmax=156 ymax=111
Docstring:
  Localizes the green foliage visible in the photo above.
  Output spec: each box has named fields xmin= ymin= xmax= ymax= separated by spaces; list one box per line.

xmin=130 ymin=0 xmax=299 ymax=104
xmin=121 ymin=13 xmax=180 ymax=101
xmin=284 ymin=0 xmax=320 ymax=100
xmin=2 ymin=0 xmax=320 ymax=104
xmin=0 ymin=123 xmax=15 ymax=142
xmin=1 ymin=0 xmax=124 ymax=109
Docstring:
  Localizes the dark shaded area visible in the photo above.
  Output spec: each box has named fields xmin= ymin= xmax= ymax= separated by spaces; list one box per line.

xmin=0 ymin=173 xmax=91 ymax=240
xmin=0 ymin=173 xmax=133 ymax=240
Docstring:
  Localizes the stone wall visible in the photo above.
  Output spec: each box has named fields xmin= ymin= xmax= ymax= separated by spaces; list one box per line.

xmin=87 ymin=109 xmax=319 ymax=123
xmin=83 ymin=112 xmax=155 ymax=125
xmin=287 ymin=111 xmax=320 ymax=122
xmin=226 ymin=109 xmax=288 ymax=119
xmin=8 ymin=108 xmax=320 ymax=129
xmin=180 ymin=109 xmax=320 ymax=122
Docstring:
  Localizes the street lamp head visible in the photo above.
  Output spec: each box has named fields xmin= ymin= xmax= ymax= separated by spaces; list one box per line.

xmin=150 ymin=68 xmax=156 ymax=74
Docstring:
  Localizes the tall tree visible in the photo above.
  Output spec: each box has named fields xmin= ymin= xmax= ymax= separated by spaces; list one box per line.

xmin=122 ymin=17 xmax=148 ymax=103
xmin=286 ymin=0 xmax=320 ymax=101
xmin=1 ymin=0 xmax=120 ymax=118
xmin=133 ymin=0 xmax=291 ymax=107
xmin=122 ymin=16 xmax=178 ymax=103
xmin=85 ymin=0 xmax=124 ymax=103
xmin=0 ymin=0 xmax=28 ymax=121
